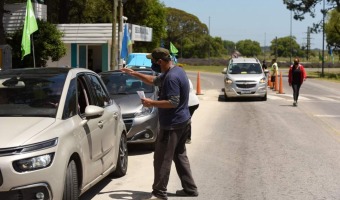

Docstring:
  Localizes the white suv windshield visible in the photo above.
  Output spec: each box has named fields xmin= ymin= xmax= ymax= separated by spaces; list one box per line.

xmin=228 ymin=63 xmax=262 ymax=74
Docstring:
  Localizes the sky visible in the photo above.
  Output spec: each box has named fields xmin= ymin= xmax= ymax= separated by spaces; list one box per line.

xmin=161 ymin=0 xmax=325 ymax=50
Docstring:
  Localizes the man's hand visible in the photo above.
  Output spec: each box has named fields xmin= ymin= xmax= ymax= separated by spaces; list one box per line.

xmin=120 ymin=68 xmax=135 ymax=76
xmin=141 ymin=98 xmax=154 ymax=107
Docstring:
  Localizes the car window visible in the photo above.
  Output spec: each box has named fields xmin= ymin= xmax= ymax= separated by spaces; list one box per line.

xmin=0 ymin=73 xmax=66 ymax=117
xmin=62 ymin=78 xmax=77 ymax=119
xmin=86 ymin=74 xmax=110 ymax=107
xmin=229 ymin=64 xmax=241 ymax=74
xmin=101 ymin=72 xmax=154 ymax=95
xmin=229 ymin=63 xmax=262 ymax=74
xmin=77 ymin=75 xmax=90 ymax=115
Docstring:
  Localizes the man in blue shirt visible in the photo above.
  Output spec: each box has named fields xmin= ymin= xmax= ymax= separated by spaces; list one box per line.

xmin=121 ymin=47 xmax=198 ymax=200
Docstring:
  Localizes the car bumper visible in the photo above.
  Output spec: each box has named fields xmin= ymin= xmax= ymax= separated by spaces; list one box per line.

xmin=124 ymin=111 xmax=159 ymax=144
xmin=0 ymin=183 xmax=51 ymax=200
xmin=224 ymin=83 xmax=267 ymax=98
xmin=0 ymin=148 xmax=65 ymax=200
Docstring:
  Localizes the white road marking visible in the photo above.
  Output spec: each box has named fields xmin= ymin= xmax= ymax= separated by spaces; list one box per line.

xmin=314 ymin=96 xmax=338 ymax=102
xmin=314 ymin=115 xmax=340 ymax=118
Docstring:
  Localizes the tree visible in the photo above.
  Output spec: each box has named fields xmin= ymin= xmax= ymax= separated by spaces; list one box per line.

xmin=283 ymin=0 xmax=340 ymax=32
xmin=210 ymin=37 xmax=226 ymax=57
xmin=325 ymin=9 xmax=340 ymax=48
xmin=269 ymin=36 xmax=304 ymax=58
xmin=123 ymin=0 xmax=167 ymax=52
xmin=236 ymin=40 xmax=262 ymax=57
xmin=7 ymin=19 xmax=66 ymax=67
xmin=223 ymin=40 xmax=236 ymax=55
xmin=164 ymin=7 xmax=209 ymax=58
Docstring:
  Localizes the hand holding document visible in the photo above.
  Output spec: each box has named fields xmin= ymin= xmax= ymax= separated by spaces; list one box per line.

xmin=137 ymin=91 xmax=145 ymax=99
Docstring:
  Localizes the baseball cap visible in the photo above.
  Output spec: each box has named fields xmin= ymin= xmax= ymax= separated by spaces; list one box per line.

xmin=146 ymin=47 xmax=171 ymax=60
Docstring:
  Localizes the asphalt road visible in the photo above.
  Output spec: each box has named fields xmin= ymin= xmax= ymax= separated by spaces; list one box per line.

xmin=81 ymin=71 xmax=340 ymax=200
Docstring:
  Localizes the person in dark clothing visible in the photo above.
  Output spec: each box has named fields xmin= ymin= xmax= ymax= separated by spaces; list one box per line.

xmin=288 ymin=58 xmax=307 ymax=106
xmin=121 ymin=47 xmax=198 ymax=200
xmin=262 ymin=60 xmax=267 ymax=71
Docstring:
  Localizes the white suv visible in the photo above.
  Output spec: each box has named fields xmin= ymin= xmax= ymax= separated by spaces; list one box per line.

xmin=222 ymin=57 xmax=268 ymax=101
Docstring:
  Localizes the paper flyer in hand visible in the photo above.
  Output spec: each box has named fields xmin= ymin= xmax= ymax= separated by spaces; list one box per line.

xmin=137 ymin=91 xmax=145 ymax=99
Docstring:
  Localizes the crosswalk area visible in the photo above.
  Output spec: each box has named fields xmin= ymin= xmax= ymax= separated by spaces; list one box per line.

xmin=267 ymin=92 xmax=340 ymax=103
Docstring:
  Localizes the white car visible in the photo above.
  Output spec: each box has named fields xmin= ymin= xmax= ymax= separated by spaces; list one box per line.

xmin=0 ymin=67 xmax=128 ymax=200
xmin=222 ymin=57 xmax=268 ymax=101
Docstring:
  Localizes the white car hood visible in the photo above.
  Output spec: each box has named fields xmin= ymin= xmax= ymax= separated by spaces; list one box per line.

xmin=0 ymin=117 xmax=55 ymax=148
xmin=227 ymin=73 xmax=264 ymax=81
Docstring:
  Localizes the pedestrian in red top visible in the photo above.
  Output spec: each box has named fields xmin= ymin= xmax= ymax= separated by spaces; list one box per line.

xmin=288 ymin=58 xmax=307 ymax=106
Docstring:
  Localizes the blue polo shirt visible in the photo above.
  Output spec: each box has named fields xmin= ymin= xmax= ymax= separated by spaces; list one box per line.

xmin=155 ymin=66 xmax=190 ymax=130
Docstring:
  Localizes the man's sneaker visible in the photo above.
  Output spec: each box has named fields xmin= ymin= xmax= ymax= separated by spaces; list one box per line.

xmin=293 ymin=101 xmax=297 ymax=106
xmin=176 ymin=189 xmax=198 ymax=197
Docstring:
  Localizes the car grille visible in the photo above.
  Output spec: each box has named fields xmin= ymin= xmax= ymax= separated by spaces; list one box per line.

xmin=122 ymin=113 xmax=135 ymax=118
xmin=122 ymin=113 xmax=135 ymax=132
xmin=0 ymin=170 xmax=3 ymax=187
xmin=236 ymin=83 xmax=256 ymax=88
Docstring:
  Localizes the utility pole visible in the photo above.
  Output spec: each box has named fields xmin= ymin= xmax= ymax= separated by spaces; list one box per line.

xmin=117 ymin=0 xmax=123 ymax=69
xmin=290 ymin=10 xmax=292 ymax=64
xmin=111 ymin=0 xmax=117 ymax=70
xmin=306 ymin=27 xmax=311 ymax=60
xmin=264 ymin=32 xmax=266 ymax=60
xmin=208 ymin=16 xmax=211 ymax=66
xmin=321 ymin=0 xmax=325 ymax=77
xmin=275 ymin=36 xmax=278 ymax=59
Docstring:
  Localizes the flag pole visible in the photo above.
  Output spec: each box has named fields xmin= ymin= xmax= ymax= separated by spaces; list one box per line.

xmin=31 ymin=34 xmax=36 ymax=67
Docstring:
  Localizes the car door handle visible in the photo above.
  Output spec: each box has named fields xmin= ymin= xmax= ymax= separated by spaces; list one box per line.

xmin=98 ymin=120 xmax=104 ymax=128
xmin=113 ymin=112 xmax=119 ymax=120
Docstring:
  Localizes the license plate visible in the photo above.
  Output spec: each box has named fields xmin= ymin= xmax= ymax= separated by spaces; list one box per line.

xmin=241 ymin=90 xmax=251 ymax=94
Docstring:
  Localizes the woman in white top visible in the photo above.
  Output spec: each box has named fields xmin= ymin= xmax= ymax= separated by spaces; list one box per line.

xmin=187 ymin=79 xmax=200 ymax=144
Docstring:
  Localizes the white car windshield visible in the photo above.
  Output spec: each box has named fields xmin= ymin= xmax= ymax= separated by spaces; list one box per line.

xmin=0 ymin=72 xmax=66 ymax=117
xmin=228 ymin=63 xmax=262 ymax=74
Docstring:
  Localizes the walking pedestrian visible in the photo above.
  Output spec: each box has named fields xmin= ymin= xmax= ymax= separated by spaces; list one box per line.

xmin=270 ymin=58 xmax=279 ymax=89
xmin=262 ymin=60 xmax=267 ymax=71
xmin=121 ymin=47 xmax=198 ymax=200
xmin=288 ymin=58 xmax=307 ymax=106
xmin=187 ymin=79 xmax=199 ymax=144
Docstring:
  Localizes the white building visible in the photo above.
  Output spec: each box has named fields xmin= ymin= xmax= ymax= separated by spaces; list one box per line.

xmin=3 ymin=2 xmax=153 ymax=72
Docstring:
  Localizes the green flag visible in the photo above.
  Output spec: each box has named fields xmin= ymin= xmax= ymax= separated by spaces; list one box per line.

xmin=170 ymin=42 xmax=178 ymax=54
xmin=21 ymin=0 xmax=38 ymax=60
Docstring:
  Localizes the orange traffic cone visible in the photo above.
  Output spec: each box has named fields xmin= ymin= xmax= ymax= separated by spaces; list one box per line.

xmin=196 ymin=71 xmax=203 ymax=95
xmin=268 ymin=74 xmax=272 ymax=88
xmin=278 ymin=71 xmax=285 ymax=94
xmin=274 ymin=72 xmax=279 ymax=91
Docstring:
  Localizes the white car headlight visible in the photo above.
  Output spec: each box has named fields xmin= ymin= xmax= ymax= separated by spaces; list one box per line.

xmin=259 ymin=77 xmax=266 ymax=84
xmin=135 ymin=106 xmax=153 ymax=117
xmin=13 ymin=153 xmax=54 ymax=172
xmin=225 ymin=78 xmax=233 ymax=84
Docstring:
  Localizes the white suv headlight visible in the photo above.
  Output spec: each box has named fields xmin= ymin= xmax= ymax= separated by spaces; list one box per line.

xmin=13 ymin=153 xmax=54 ymax=172
xmin=259 ymin=77 xmax=266 ymax=84
xmin=225 ymin=78 xmax=233 ymax=84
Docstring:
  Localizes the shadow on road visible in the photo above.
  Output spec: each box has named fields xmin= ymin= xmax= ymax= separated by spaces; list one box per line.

xmin=127 ymin=143 xmax=154 ymax=156
xmin=218 ymin=94 xmax=265 ymax=102
xmin=81 ymin=188 xmax=152 ymax=200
